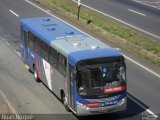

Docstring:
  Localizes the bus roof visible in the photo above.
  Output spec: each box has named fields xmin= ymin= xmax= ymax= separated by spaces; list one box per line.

xmin=51 ymin=36 xmax=123 ymax=66
xmin=51 ymin=36 xmax=109 ymax=56
xmin=21 ymin=17 xmax=84 ymax=44
xmin=21 ymin=17 xmax=123 ymax=65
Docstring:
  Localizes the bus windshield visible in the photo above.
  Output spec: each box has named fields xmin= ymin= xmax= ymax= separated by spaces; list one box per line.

xmin=77 ymin=57 xmax=126 ymax=98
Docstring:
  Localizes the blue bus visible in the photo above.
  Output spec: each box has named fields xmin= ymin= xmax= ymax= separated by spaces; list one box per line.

xmin=20 ymin=17 xmax=127 ymax=116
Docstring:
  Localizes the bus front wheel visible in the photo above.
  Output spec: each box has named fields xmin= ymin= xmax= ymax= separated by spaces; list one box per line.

xmin=34 ymin=66 xmax=41 ymax=82
xmin=62 ymin=92 xmax=70 ymax=112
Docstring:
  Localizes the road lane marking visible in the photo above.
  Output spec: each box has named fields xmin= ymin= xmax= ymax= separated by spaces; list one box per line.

xmin=128 ymin=94 xmax=158 ymax=118
xmin=14 ymin=50 xmax=21 ymax=57
xmin=25 ymin=0 xmax=160 ymax=117
xmin=132 ymin=0 xmax=160 ymax=10
xmin=9 ymin=10 xmax=19 ymax=17
xmin=71 ymin=0 xmax=160 ymax=40
xmin=144 ymin=1 xmax=160 ymax=4
xmin=123 ymin=55 xmax=160 ymax=78
xmin=128 ymin=9 xmax=146 ymax=16
xmin=5 ymin=41 xmax=10 ymax=46
xmin=115 ymin=48 xmax=121 ymax=51
xmin=0 ymin=90 xmax=17 ymax=114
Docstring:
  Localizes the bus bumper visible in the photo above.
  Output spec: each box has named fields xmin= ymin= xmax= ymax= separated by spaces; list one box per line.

xmin=76 ymin=97 xmax=127 ymax=116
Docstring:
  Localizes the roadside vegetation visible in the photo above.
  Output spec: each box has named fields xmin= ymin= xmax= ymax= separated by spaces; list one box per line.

xmin=37 ymin=0 xmax=160 ymax=66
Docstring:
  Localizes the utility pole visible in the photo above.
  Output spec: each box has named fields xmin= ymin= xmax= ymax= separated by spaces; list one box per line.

xmin=77 ymin=0 xmax=81 ymax=20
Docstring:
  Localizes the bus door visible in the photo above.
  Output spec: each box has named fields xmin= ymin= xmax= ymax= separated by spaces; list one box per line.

xmin=21 ymin=27 xmax=28 ymax=64
xmin=68 ymin=64 xmax=76 ymax=111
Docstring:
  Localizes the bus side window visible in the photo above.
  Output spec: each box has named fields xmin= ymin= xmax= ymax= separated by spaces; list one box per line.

xmin=41 ymin=41 xmax=49 ymax=61
xmin=34 ymin=36 xmax=41 ymax=55
xmin=23 ymin=30 xmax=28 ymax=47
xmin=28 ymin=32 xmax=35 ymax=49
xmin=58 ymin=53 xmax=67 ymax=76
xmin=49 ymin=47 xmax=58 ymax=69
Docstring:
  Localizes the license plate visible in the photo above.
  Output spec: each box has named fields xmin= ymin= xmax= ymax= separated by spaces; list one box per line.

xmin=99 ymin=109 xmax=108 ymax=113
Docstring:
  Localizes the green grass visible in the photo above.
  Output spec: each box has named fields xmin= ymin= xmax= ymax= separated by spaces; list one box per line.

xmin=38 ymin=0 xmax=160 ymax=66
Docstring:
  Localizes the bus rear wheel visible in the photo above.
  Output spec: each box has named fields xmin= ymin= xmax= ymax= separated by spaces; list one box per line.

xmin=34 ymin=66 xmax=41 ymax=82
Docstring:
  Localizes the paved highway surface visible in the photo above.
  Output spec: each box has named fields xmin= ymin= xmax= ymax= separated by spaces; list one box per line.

xmin=133 ymin=0 xmax=160 ymax=9
xmin=74 ymin=0 xmax=160 ymax=41
xmin=0 ymin=0 xmax=160 ymax=120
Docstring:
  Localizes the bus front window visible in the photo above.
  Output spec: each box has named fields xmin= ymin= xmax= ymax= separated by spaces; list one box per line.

xmin=77 ymin=68 xmax=102 ymax=95
xmin=77 ymin=58 xmax=126 ymax=98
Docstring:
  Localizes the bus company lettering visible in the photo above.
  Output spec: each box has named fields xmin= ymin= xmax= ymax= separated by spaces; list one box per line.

xmin=104 ymin=86 xmax=126 ymax=94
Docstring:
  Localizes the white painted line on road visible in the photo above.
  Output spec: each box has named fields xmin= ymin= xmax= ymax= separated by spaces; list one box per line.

xmin=132 ymin=0 xmax=160 ymax=10
xmin=14 ymin=50 xmax=21 ymax=57
xmin=144 ymin=1 xmax=160 ymax=4
xmin=0 ymin=90 xmax=17 ymax=114
xmin=124 ymin=55 xmax=160 ymax=78
xmin=5 ymin=41 xmax=10 ymax=46
xmin=71 ymin=0 xmax=160 ymax=40
xmin=127 ymin=94 xmax=158 ymax=118
xmin=115 ymin=48 xmax=121 ymax=51
xmin=9 ymin=10 xmax=19 ymax=17
xmin=25 ymin=0 xmax=160 ymax=117
xmin=128 ymin=9 xmax=146 ymax=16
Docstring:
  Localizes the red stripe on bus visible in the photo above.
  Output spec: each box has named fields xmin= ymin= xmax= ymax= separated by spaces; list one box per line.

xmin=84 ymin=102 xmax=101 ymax=108
xmin=64 ymin=80 xmax=67 ymax=89
xmin=35 ymin=56 xmax=42 ymax=80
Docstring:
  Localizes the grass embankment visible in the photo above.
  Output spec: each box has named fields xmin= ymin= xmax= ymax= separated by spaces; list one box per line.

xmin=37 ymin=0 xmax=160 ymax=66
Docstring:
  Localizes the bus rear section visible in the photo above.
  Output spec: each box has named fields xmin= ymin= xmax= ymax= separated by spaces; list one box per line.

xmin=67 ymin=50 xmax=127 ymax=116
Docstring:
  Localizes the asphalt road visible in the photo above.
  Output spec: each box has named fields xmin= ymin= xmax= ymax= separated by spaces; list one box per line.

xmin=0 ymin=0 xmax=160 ymax=120
xmin=76 ymin=0 xmax=160 ymax=41
xmin=133 ymin=0 xmax=160 ymax=9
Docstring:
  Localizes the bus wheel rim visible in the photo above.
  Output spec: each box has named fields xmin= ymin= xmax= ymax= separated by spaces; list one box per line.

xmin=34 ymin=69 xmax=38 ymax=79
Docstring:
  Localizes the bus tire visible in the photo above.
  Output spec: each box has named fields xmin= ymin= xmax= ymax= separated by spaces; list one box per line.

xmin=62 ymin=92 xmax=70 ymax=112
xmin=33 ymin=65 xmax=41 ymax=82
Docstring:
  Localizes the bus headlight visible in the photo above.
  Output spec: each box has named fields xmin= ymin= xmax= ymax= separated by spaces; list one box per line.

xmin=119 ymin=98 xmax=125 ymax=106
